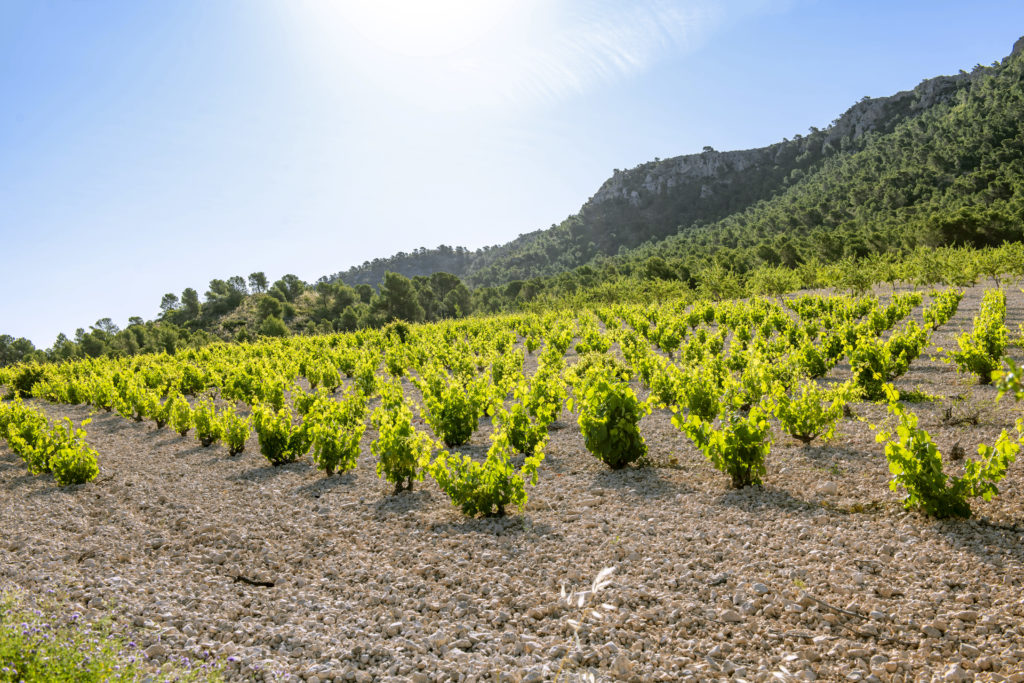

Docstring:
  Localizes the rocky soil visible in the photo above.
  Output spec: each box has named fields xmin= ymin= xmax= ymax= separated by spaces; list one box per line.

xmin=2 ymin=283 xmax=1024 ymax=682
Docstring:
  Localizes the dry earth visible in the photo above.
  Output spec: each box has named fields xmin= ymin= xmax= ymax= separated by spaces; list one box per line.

xmin=2 ymin=283 xmax=1024 ymax=683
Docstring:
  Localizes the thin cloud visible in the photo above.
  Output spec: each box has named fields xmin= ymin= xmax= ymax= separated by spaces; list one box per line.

xmin=448 ymin=0 xmax=771 ymax=109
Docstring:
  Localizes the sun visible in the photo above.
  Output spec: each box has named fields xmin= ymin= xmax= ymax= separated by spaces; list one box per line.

xmin=332 ymin=0 xmax=520 ymax=58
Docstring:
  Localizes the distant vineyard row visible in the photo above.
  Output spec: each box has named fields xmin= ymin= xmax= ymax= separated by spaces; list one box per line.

xmin=2 ymin=286 xmax=1022 ymax=520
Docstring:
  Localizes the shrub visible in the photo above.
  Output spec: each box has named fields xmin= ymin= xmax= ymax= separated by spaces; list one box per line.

xmin=47 ymin=418 xmax=100 ymax=486
xmin=413 ymin=369 xmax=490 ymax=448
xmin=490 ymin=348 xmax=525 ymax=394
xmin=922 ymin=288 xmax=963 ymax=330
xmin=524 ymin=365 xmax=567 ymax=427
xmin=876 ymin=385 xmax=1018 ymax=518
xmin=429 ymin=429 xmax=543 ymax=516
xmin=495 ymin=399 xmax=548 ymax=456
xmin=192 ymin=397 xmax=223 ymax=447
xmin=166 ymin=394 xmax=193 ymax=437
xmin=573 ymin=370 xmax=649 ymax=469
xmin=254 ymin=374 xmax=287 ymax=411
xmin=371 ymin=382 xmax=434 ymax=492
xmin=676 ymin=365 xmax=722 ymax=421
xmin=950 ymin=289 xmax=1007 ymax=385
xmin=772 ymin=380 xmax=848 ymax=445
xmin=354 ymin=353 xmax=379 ymax=396
xmin=252 ymin=403 xmax=310 ymax=466
xmin=306 ymin=389 xmax=366 ymax=476
xmin=1 ymin=399 xmax=50 ymax=473
xmin=219 ymin=405 xmax=251 ymax=456
xmin=7 ymin=363 xmax=45 ymax=399
xmin=794 ymin=341 xmax=829 ymax=379
xmin=676 ymin=405 xmax=773 ymax=488
xmin=647 ymin=357 xmax=684 ymax=408
xmin=0 ymin=402 xmax=98 ymax=486
xmin=849 ymin=321 xmax=928 ymax=401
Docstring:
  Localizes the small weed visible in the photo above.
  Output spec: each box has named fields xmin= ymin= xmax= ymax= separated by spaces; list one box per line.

xmin=900 ymin=388 xmax=941 ymax=403
xmin=0 ymin=592 xmax=222 ymax=682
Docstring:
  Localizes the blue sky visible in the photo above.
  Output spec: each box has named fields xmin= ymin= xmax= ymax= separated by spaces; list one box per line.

xmin=2 ymin=0 xmax=1023 ymax=347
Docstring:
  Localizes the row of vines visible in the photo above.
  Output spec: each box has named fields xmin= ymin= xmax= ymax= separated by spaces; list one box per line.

xmin=1 ymin=286 xmax=1022 ymax=519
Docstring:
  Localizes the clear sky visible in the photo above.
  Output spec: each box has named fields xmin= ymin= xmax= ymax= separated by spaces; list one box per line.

xmin=2 ymin=0 xmax=1023 ymax=347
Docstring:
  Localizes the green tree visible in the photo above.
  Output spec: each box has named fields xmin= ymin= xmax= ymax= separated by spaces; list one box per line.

xmin=159 ymin=293 xmax=180 ymax=316
xmin=259 ymin=315 xmax=290 ymax=337
xmin=379 ymin=272 xmax=425 ymax=323
xmin=180 ymin=288 xmax=201 ymax=320
xmin=248 ymin=271 xmax=269 ymax=294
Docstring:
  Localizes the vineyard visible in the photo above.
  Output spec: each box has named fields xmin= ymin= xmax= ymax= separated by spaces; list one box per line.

xmin=2 ymin=282 xmax=1024 ymax=682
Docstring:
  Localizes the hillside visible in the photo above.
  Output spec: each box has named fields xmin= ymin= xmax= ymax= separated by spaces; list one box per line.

xmin=329 ymin=43 xmax=1011 ymax=288
xmin=4 ymin=38 xmax=1022 ymax=367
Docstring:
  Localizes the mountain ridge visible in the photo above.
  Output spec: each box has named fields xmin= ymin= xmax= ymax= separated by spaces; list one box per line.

xmin=328 ymin=51 xmax=992 ymax=289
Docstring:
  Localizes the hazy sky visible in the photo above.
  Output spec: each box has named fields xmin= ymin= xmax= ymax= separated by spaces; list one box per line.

xmin=2 ymin=0 xmax=1023 ymax=347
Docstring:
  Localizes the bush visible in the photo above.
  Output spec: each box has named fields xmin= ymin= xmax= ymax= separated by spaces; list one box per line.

xmin=490 ymin=348 xmax=525 ymax=394
xmin=1 ymin=399 xmax=50 ymax=473
xmin=922 ymin=288 xmax=963 ymax=330
xmin=524 ymin=364 xmax=567 ymax=427
xmin=676 ymin=364 xmax=722 ymax=421
xmin=259 ymin=315 xmax=290 ymax=337
xmin=193 ymin=397 xmax=222 ymax=447
xmin=876 ymin=385 xmax=1018 ymax=517
xmin=794 ymin=341 xmax=829 ymax=379
xmin=354 ymin=353 xmax=379 ymax=396
xmin=950 ymin=289 xmax=1007 ymax=385
xmin=47 ymin=419 xmax=100 ymax=486
xmin=7 ymin=363 xmax=45 ymax=399
xmin=849 ymin=321 xmax=928 ymax=400
xmin=251 ymin=403 xmax=309 ymax=466
xmin=254 ymin=374 xmax=287 ymax=411
xmin=166 ymin=394 xmax=193 ymax=436
xmin=429 ymin=429 xmax=543 ymax=516
xmin=676 ymin=405 xmax=773 ymax=488
xmin=574 ymin=370 xmax=649 ymax=469
xmin=371 ymin=382 xmax=434 ymax=492
xmin=413 ymin=369 xmax=491 ymax=448
xmin=0 ymin=402 xmax=98 ymax=486
xmin=495 ymin=399 xmax=548 ymax=456
xmin=306 ymin=388 xmax=366 ymax=476
xmin=772 ymin=380 xmax=848 ymax=445
xmin=219 ymin=405 xmax=251 ymax=456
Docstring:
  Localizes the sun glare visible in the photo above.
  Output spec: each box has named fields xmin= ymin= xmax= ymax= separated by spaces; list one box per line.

xmin=336 ymin=0 xmax=520 ymax=57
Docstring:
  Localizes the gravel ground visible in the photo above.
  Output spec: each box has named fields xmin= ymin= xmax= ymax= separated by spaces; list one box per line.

xmin=2 ymin=283 xmax=1024 ymax=683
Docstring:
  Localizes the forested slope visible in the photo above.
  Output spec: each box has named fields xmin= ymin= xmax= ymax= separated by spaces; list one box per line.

xmin=332 ymin=39 xmax=1023 ymax=288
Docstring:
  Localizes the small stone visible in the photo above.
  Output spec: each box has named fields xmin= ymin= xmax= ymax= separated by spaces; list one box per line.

xmin=707 ymin=572 xmax=728 ymax=586
xmin=955 ymin=610 xmax=979 ymax=622
xmin=522 ymin=670 xmax=544 ymax=683
xmin=869 ymin=654 xmax=888 ymax=671
xmin=752 ymin=583 xmax=770 ymax=595
xmin=145 ymin=643 xmax=168 ymax=659
xmin=960 ymin=643 xmax=980 ymax=658
xmin=612 ymin=654 xmax=633 ymax=678
xmin=943 ymin=663 xmax=969 ymax=682
xmin=719 ymin=609 xmax=742 ymax=623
